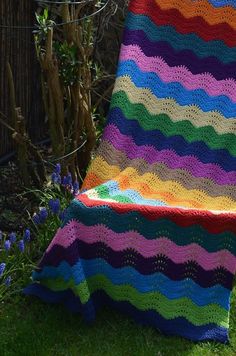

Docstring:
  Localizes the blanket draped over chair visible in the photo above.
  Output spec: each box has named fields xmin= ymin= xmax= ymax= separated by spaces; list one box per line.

xmin=25 ymin=0 xmax=236 ymax=343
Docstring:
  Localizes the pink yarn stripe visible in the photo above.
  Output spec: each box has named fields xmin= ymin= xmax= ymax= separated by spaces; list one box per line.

xmin=120 ymin=44 xmax=236 ymax=102
xmin=49 ymin=220 xmax=236 ymax=273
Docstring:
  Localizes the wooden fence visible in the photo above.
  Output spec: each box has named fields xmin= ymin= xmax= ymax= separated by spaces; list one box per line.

xmin=0 ymin=0 xmax=45 ymax=159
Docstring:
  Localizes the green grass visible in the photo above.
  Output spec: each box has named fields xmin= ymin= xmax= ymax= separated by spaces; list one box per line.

xmin=0 ymin=291 xmax=236 ymax=356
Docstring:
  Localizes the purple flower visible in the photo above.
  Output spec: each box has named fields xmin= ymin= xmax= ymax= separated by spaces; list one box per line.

xmin=4 ymin=276 xmax=11 ymax=287
xmin=0 ymin=263 xmax=6 ymax=277
xmin=49 ymin=199 xmax=60 ymax=215
xmin=39 ymin=208 xmax=48 ymax=223
xmin=66 ymin=173 xmax=72 ymax=186
xmin=24 ymin=229 xmax=31 ymax=243
xmin=9 ymin=232 xmax=16 ymax=243
xmin=51 ymin=172 xmax=57 ymax=184
xmin=54 ymin=199 xmax=60 ymax=214
xmin=62 ymin=173 xmax=72 ymax=187
xmin=52 ymin=173 xmax=61 ymax=185
xmin=56 ymin=174 xmax=62 ymax=185
xmin=55 ymin=163 xmax=61 ymax=174
xmin=4 ymin=240 xmax=11 ymax=252
xmin=73 ymin=180 xmax=80 ymax=195
xmin=62 ymin=176 xmax=67 ymax=186
xmin=32 ymin=214 xmax=41 ymax=225
xmin=59 ymin=209 xmax=67 ymax=222
xmin=18 ymin=240 xmax=25 ymax=253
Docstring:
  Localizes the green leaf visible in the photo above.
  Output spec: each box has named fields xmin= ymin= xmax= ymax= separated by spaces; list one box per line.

xmin=43 ymin=8 xmax=48 ymax=21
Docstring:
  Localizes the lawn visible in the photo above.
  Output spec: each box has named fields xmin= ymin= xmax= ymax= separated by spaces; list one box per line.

xmin=0 ymin=290 xmax=236 ymax=356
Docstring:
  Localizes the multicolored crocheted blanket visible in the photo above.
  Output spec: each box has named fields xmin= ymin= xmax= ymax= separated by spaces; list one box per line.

xmin=25 ymin=0 xmax=236 ymax=343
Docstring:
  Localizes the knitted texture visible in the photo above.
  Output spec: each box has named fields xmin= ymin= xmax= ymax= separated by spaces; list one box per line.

xmin=25 ymin=0 xmax=236 ymax=343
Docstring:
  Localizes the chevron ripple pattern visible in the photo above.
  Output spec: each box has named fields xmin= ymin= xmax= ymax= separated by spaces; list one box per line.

xmin=25 ymin=0 xmax=236 ymax=343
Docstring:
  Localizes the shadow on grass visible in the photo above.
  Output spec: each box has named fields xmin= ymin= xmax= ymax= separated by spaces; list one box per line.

xmin=0 ymin=292 xmax=235 ymax=356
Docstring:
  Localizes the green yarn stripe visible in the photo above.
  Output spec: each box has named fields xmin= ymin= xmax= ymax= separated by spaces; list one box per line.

xmin=41 ymin=274 xmax=229 ymax=328
xmin=94 ymin=185 xmax=133 ymax=203
xmin=110 ymin=91 xmax=236 ymax=157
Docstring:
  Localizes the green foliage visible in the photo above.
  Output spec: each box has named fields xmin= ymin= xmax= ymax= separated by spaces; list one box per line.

xmin=0 ymin=240 xmax=32 ymax=304
xmin=34 ymin=8 xmax=55 ymax=43
xmin=0 ymin=181 xmax=73 ymax=305
xmin=93 ymin=111 xmax=106 ymax=143
xmin=93 ymin=62 xmax=104 ymax=82
xmin=54 ymin=42 xmax=81 ymax=86
xmin=30 ymin=184 xmax=71 ymax=252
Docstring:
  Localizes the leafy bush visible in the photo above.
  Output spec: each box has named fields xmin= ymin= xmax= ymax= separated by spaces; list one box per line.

xmin=0 ymin=163 xmax=79 ymax=304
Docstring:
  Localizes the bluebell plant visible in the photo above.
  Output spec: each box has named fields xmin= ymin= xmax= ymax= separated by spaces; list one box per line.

xmin=0 ymin=228 xmax=32 ymax=299
xmin=18 ymin=240 xmax=25 ymax=253
xmin=0 ymin=163 xmax=80 ymax=302
xmin=9 ymin=232 xmax=16 ymax=244
xmin=24 ymin=229 xmax=31 ymax=243
xmin=4 ymin=240 xmax=11 ymax=252
xmin=0 ymin=263 xmax=6 ymax=277
xmin=49 ymin=199 xmax=60 ymax=215
xmin=51 ymin=163 xmax=80 ymax=196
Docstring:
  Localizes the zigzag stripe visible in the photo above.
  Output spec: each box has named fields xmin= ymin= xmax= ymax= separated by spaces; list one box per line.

xmin=86 ymin=168 xmax=236 ymax=206
xmin=126 ymin=13 xmax=236 ymax=63
xmin=207 ymin=0 xmax=236 ymax=9
xmin=60 ymin=201 xmax=236 ymax=250
xmin=92 ymin=173 xmax=236 ymax=211
xmin=33 ymin=259 xmax=230 ymax=309
xmin=23 ymin=285 xmax=229 ymax=343
xmin=120 ymin=44 xmax=236 ymax=102
xmin=40 ymin=274 xmax=229 ymax=327
xmin=117 ymin=60 xmax=236 ymax=117
xmin=77 ymin=195 xmax=236 ymax=234
xmin=155 ymin=0 xmax=236 ymax=29
xmin=89 ymin=186 xmax=193 ymax=210
xmin=111 ymin=91 xmax=236 ymax=156
xmin=123 ymin=29 xmax=236 ymax=80
xmin=40 ymin=238 xmax=235 ymax=291
xmin=129 ymin=1 xmax=236 ymax=46
xmin=91 ymin=170 xmax=236 ymax=211
xmin=87 ymin=180 xmax=166 ymax=206
xmin=105 ymin=111 xmax=236 ymax=172
xmin=59 ymin=197 xmax=233 ymax=249
xmin=88 ymin=134 xmax=236 ymax=187
xmin=89 ymin=145 xmax=236 ymax=199
xmin=39 ymin=221 xmax=236 ymax=274
xmin=113 ymin=77 xmax=236 ymax=134
xmin=207 ymin=0 xmax=236 ymax=8
xmin=93 ymin=181 xmax=167 ymax=206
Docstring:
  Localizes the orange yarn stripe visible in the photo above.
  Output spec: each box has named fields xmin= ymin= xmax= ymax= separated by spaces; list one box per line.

xmin=155 ymin=0 xmax=236 ymax=30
